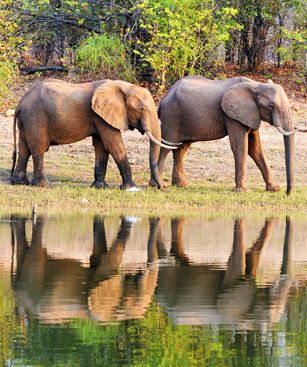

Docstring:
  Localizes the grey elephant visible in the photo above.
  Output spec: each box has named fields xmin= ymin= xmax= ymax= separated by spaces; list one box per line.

xmin=11 ymin=79 xmax=177 ymax=189
xmin=150 ymin=76 xmax=297 ymax=194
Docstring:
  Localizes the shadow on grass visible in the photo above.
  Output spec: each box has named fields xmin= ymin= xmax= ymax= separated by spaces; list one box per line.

xmin=0 ymin=166 xmax=94 ymax=187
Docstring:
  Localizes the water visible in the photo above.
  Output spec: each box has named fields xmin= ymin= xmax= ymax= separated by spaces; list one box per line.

xmin=0 ymin=214 xmax=306 ymax=367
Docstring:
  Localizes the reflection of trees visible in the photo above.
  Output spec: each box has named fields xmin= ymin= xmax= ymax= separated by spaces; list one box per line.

xmin=157 ymin=217 xmax=294 ymax=327
xmin=11 ymin=216 xmax=159 ymax=323
xmin=0 ymin=272 xmax=19 ymax=366
xmin=3 ymin=216 xmax=305 ymax=367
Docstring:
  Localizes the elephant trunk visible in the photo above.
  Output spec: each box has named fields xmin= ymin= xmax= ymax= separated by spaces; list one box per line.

xmin=274 ymin=109 xmax=294 ymax=195
xmin=284 ymin=134 xmax=294 ymax=195
xmin=141 ymin=118 xmax=163 ymax=189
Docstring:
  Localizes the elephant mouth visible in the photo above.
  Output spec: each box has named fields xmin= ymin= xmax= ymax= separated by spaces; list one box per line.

xmin=138 ymin=127 xmax=146 ymax=135
xmin=128 ymin=121 xmax=146 ymax=135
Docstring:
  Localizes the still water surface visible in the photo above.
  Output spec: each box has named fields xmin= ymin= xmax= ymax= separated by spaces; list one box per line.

xmin=0 ymin=214 xmax=306 ymax=366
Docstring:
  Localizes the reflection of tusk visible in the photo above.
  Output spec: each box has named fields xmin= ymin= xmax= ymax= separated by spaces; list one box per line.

xmin=161 ymin=138 xmax=182 ymax=146
xmin=146 ymin=131 xmax=177 ymax=149
xmin=276 ymin=126 xmax=298 ymax=136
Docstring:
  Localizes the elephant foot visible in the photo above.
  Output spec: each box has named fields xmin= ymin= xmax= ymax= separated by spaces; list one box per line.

xmin=31 ymin=177 xmax=50 ymax=187
xmin=233 ymin=186 xmax=249 ymax=193
xmin=11 ymin=175 xmax=29 ymax=186
xmin=148 ymin=177 xmax=160 ymax=188
xmin=172 ymin=179 xmax=188 ymax=187
xmin=266 ymin=183 xmax=280 ymax=192
xmin=91 ymin=180 xmax=109 ymax=189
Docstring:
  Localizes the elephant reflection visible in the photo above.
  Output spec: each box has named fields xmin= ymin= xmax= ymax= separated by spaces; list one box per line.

xmin=11 ymin=216 xmax=159 ymax=323
xmin=156 ymin=217 xmax=293 ymax=326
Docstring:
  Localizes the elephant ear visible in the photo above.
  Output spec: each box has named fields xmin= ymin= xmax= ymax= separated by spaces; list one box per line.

xmin=221 ymin=82 xmax=261 ymax=130
xmin=91 ymin=81 xmax=129 ymax=131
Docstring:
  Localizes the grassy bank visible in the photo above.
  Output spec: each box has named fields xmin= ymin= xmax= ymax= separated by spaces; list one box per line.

xmin=0 ymin=183 xmax=306 ymax=217
xmin=1 ymin=115 xmax=306 ymax=217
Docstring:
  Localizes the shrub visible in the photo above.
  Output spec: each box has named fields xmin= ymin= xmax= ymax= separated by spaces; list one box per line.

xmin=75 ymin=33 xmax=136 ymax=81
xmin=0 ymin=61 xmax=16 ymax=101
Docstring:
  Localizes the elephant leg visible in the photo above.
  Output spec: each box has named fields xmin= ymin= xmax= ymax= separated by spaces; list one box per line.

xmin=97 ymin=127 xmax=137 ymax=190
xmin=226 ymin=119 xmax=249 ymax=192
xmin=248 ymin=130 xmax=280 ymax=192
xmin=91 ymin=135 xmax=109 ymax=189
xmin=31 ymin=153 xmax=49 ymax=187
xmin=148 ymin=147 xmax=171 ymax=187
xmin=245 ymin=218 xmax=274 ymax=277
xmin=13 ymin=217 xmax=29 ymax=269
xmin=222 ymin=219 xmax=246 ymax=288
xmin=170 ymin=218 xmax=190 ymax=264
xmin=11 ymin=133 xmax=30 ymax=185
xmin=90 ymin=216 xmax=108 ymax=268
xmin=172 ymin=143 xmax=191 ymax=187
xmin=24 ymin=122 xmax=50 ymax=187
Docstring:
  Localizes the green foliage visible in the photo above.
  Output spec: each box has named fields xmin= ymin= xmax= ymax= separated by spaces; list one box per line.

xmin=134 ymin=0 xmax=240 ymax=90
xmin=0 ymin=0 xmax=306 ymax=87
xmin=277 ymin=0 xmax=307 ymax=66
xmin=0 ymin=0 xmax=23 ymax=102
xmin=75 ymin=33 xmax=136 ymax=81
xmin=0 ymin=0 xmax=23 ymax=61
xmin=0 ymin=61 xmax=16 ymax=100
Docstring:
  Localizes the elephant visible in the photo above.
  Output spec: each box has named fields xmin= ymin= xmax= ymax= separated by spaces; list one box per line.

xmin=10 ymin=79 xmax=177 ymax=189
xmin=10 ymin=215 xmax=159 ymax=323
xmin=156 ymin=217 xmax=294 ymax=326
xmin=150 ymin=76 xmax=297 ymax=194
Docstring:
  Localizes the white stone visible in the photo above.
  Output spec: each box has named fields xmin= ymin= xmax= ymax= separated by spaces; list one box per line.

xmin=126 ymin=187 xmax=142 ymax=192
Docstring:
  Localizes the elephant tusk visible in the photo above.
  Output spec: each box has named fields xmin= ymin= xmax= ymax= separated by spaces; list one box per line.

xmin=146 ymin=131 xmax=178 ymax=149
xmin=294 ymin=121 xmax=307 ymax=133
xmin=161 ymin=138 xmax=182 ymax=146
xmin=294 ymin=124 xmax=307 ymax=132
xmin=276 ymin=126 xmax=298 ymax=136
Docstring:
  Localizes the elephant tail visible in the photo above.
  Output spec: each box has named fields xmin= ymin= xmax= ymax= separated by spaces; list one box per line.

xmin=11 ymin=110 xmax=18 ymax=177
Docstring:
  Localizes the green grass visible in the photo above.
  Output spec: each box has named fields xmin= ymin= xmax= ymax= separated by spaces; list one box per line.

xmin=1 ymin=183 xmax=306 ymax=217
xmin=1 ymin=144 xmax=306 ymax=217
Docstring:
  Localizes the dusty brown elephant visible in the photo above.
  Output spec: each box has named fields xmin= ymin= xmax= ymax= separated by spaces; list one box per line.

xmin=11 ymin=79 xmax=177 ymax=189
xmin=150 ymin=76 xmax=298 ymax=194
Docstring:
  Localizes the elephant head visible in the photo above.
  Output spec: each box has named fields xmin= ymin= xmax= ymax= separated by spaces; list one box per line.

xmin=91 ymin=80 xmax=177 ymax=188
xmin=221 ymin=80 xmax=295 ymax=194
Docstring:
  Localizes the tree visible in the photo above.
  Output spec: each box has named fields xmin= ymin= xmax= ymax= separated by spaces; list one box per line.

xmin=0 ymin=0 xmax=25 ymax=99
xmin=133 ymin=0 xmax=239 ymax=90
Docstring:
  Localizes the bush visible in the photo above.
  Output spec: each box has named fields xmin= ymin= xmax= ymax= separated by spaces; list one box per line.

xmin=75 ymin=33 xmax=136 ymax=81
xmin=134 ymin=0 xmax=240 ymax=91
xmin=0 ymin=61 xmax=16 ymax=101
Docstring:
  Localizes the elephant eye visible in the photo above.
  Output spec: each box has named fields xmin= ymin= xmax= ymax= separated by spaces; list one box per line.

xmin=141 ymin=106 xmax=146 ymax=112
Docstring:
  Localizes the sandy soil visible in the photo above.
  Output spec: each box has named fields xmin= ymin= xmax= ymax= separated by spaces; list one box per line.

xmin=0 ymin=98 xmax=306 ymax=189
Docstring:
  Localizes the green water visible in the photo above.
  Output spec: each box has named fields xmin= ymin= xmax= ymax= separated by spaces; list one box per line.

xmin=0 ymin=215 xmax=306 ymax=367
